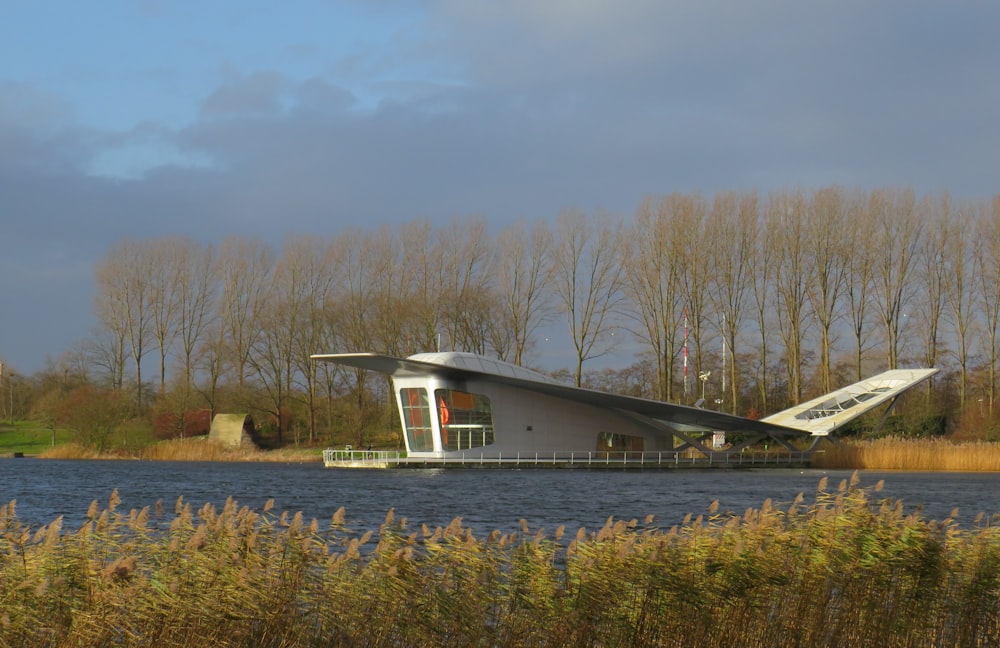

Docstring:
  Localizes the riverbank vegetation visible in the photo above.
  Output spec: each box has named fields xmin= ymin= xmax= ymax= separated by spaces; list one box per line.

xmin=1 ymin=475 xmax=998 ymax=647
xmin=2 ymin=187 xmax=1000 ymax=456
xmin=812 ymin=437 xmax=1000 ymax=471
xmin=34 ymin=438 xmax=321 ymax=463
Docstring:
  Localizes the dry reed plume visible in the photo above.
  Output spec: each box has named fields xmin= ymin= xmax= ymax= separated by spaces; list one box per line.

xmin=2 ymin=475 xmax=1000 ymax=647
xmin=812 ymin=437 xmax=1000 ymax=471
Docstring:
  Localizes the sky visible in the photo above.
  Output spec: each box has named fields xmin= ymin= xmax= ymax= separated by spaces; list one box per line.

xmin=2 ymin=0 xmax=999 ymax=374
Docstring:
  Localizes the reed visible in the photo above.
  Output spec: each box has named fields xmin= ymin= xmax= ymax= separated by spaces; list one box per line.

xmin=812 ymin=437 xmax=1000 ymax=471
xmin=2 ymin=475 xmax=1000 ymax=647
xmin=36 ymin=438 xmax=322 ymax=463
xmin=35 ymin=443 xmax=106 ymax=460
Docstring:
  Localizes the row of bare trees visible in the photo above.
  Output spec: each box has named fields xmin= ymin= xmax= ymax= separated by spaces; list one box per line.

xmin=81 ymin=186 xmax=1000 ymax=443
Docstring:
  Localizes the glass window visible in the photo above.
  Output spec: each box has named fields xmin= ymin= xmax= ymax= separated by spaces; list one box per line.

xmin=400 ymin=388 xmax=433 ymax=452
xmin=435 ymin=389 xmax=495 ymax=451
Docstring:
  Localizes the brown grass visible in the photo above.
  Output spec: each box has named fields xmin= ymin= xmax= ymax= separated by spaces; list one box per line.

xmin=36 ymin=443 xmax=108 ymax=460
xmin=813 ymin=437 xmax=1000 ymax=471
xmin=37 ymin=438 xmax=322 ymax=463
xmin=2 ymin=475 xmax=999 ymax=646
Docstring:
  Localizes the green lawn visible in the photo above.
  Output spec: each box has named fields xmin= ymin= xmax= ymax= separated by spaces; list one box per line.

xmin=0 ymin=422 xmax=73 ymax=455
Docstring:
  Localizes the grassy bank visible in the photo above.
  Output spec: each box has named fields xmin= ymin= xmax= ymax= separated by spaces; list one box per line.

xmin=1 ymin=475 xmax=999 ymax=647
xmin=812 ymin=437 xmax=1000 ymax=471
xmin=19 ymin=435 xmax=1000 ymax=470
xmin=0 ymin=422 xmax=73 ymax=456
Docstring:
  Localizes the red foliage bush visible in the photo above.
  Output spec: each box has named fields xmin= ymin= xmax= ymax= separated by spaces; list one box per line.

xmin=154 ymin=409 xmax=212 ymax=440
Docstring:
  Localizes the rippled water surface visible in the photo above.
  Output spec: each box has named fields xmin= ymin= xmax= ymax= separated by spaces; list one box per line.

xmin=2 ymin=459 xmax=1000 ymax=534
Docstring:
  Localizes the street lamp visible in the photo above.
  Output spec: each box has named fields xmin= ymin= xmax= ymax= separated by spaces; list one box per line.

xmin=699 ymin=371 xmax=711 ymax=402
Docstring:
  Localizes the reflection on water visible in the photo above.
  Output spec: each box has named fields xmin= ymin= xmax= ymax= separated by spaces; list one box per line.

xmin=1 ymin=458 xmax=999 ymax=534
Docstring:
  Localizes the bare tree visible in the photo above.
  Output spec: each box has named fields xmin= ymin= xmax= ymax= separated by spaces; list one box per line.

xmin=622 ymin=197 xmax=685 ymax=402
xmin=146 ymin=239 xmax=184 ymax=396
xmin=491 ymin=220 xmax=553 ymax=365
xmin=84 ymin=325 xmax=127 ymax=390
xmin=805 ymin=187 xmax=851 ymax=394
xmin=321 ymin=229 xmax=377 ymax=443
xmin=843 ymin=200 xmax=878 ymax=381
xmin=438 ymin=218 xmax=496 ymax=355
xmin=870 ymin=187 xmax=922 ymax=369
xmin=669 ymin=194 xmax=713 ymax=401
xmin=369 ymin=225 xmax=418 ymax=357
xmin=552 ymin=210 xmax=625 ymax=387
xmin=706 ymin=190 xmax=758 ymax=412
xmin=916 ymin=196 xmax=949 ymax=375
xmin=401 ymin=219 xmax=447 ymax=353
xmin=94 ymin=240 xmax=154 ymax=409
xmin=975 ymin=197 xmax=1000 ymax=413
xmin=285 ymin=237 xmax=339 ymax=444
xmin=748 ymin=210 xmax=777 ymax=413
xmin=216 ymin=237 xmax=274 ymax=389
xmin=173 ymin=240 xmax=217 ymax=395
xmin=768 ymin=190 xmax=812 ymax=405
xmin=938 ymin=196 xmax=975 ymax=408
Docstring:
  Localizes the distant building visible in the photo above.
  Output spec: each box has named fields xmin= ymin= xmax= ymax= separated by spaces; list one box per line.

xmin=313 ymin=351 xmax=937 ymax=461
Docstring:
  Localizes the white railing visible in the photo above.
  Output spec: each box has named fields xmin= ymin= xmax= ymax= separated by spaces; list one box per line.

xmin=322 ymin=448 xmax=812 ymax=468
xmin=322 ymin=449 xmax=404 ymax=466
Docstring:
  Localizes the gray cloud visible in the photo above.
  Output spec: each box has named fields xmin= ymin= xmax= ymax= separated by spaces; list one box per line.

xmin=2 ymin=0 xmax=999 ymax=371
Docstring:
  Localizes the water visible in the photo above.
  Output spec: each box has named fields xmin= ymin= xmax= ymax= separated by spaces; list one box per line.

xmin=2 ymin=458 xmax=1000 ymax=535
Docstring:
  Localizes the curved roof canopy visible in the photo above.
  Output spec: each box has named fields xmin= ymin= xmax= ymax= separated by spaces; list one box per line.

xmin=314 ymin=352 xmax=939 ymax=437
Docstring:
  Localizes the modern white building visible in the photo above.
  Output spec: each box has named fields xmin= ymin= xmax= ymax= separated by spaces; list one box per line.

xmin=313 ymin=351 xmax=938 ymax=467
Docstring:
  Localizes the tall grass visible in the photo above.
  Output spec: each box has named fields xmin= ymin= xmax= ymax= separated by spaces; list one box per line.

xmin=813 ymin=437 xmax=1000 ymax=471
xmin=2 ymin=475 xmax=1000 ymax=646
xmin=36 ymin=438 xmax=321 ymax=463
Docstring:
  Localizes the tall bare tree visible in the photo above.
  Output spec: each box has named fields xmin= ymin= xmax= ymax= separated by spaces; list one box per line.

xmin=94 ymin=240 xmax=154 ymax=408
xmin=492 ymin=220 xmax=553 ymax=365
xmin=748 ymin=210 xmax=777 ymax=413
xmin=173 ymin=240 xmax=216 ymax=396
xmin=843 ymin=200 xmax=878 ymax=380
xmin=282 ymin=237 xmax=339 ymax=443
xmin=438 ymin=218 xmax=496 ymax=355
xmin=552 ymin=210 xmax=625 ymax=387
xmin=216 ymin=237 xmax=274 ymax=389
xmin=938 ymin=196 xmax=975 ymax=408
xmin=870 ymin=187 xmax=922 ymax=369
xmin=669 ymin=194 xmax=713 ymax=401
xmin=401 ymin=220 xmax=447 ymax=353
xmin=146 ymin=238 xmax=184 ymax=396
xmin=768 ymin=190 xmax=811 ymax=405
xmin=974 ymin=197 xmax=1000 ymax=413
xmin=623 ymin=197 xmax=685 ymax=402
xmin=805 ymin=187 xmax=851 ymax=394
xmin=369 ymin=225 xmax=418 ymax=357
xmin=706 ymin=190 xmax=758 ymax=412
xmin=916 ymin=196 xmax=949 ymax=373
xmin=249 ymin=237 xmax=327 ymax=445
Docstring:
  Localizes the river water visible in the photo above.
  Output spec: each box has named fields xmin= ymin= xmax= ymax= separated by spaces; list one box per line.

xmin=2 ymin=459 xmax=999 ymax=535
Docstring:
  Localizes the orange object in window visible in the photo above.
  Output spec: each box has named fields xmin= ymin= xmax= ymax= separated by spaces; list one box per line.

xmin=439 ymin=398 xmax=450 ymax=425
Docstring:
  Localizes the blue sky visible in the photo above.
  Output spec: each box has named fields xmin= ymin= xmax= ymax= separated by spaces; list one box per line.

xmin=2 ymin=0 xmax=999 ymax=373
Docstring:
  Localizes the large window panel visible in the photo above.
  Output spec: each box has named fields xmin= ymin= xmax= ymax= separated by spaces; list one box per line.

xmin=400 ymin=388 xmax=433 ymax=452
xmin=435 ymin=389 xmax=495 ymax=451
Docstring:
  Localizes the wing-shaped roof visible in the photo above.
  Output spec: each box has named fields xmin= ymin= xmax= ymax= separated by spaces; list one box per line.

xmin=311 ymin=352 xmax=804 ymax=436
xmin=760 ymin=368 xmax=939 ymax=435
